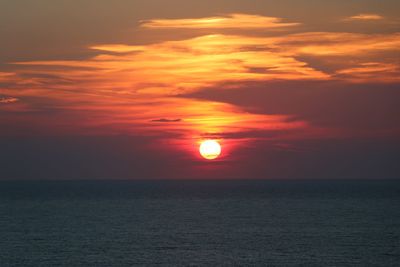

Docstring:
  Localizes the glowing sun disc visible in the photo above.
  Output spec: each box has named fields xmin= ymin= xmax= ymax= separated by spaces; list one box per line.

xmin=199 ymin=140 xmax=221 ymax=160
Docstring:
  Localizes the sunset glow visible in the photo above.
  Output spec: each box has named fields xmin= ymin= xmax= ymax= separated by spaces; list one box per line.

xmin=1 ymin=2 xmax=399 ymax=266
xmin=1 ymin=2 xmax=399 ymax=179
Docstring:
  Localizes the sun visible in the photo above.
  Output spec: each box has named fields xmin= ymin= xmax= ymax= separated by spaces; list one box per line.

xmin=199 ymin=140 xmax=221 ymax=160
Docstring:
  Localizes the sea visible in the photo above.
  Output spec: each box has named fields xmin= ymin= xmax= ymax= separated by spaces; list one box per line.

xmin=0 ymin=180 xmax=399 ymax=266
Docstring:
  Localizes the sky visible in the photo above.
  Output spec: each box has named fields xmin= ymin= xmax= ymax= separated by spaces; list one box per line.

xmin=1 ymin=0 xmax=400 ymax=180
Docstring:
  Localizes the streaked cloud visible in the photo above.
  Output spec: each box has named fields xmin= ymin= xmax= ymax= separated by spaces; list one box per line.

xmin=0 ymin=96 xmax=18 ymax=104
xmin=344 ymin=13 xmax=384 ymax=21
xmin=273 ymin=32 xmax=400 ymax=56
xmin=1 ymin=13 xmax=399 ymax=145
xmin=0 ymin=72 xmax=16 ymax=82
xmin=141 ymin=13 xmax=300 ymax=29
xmin=91 ymin=44 xmax=144 ymax=53
xmin=336 ymin=62 xmax=400 ymax=83
xmin=186 ymin=80 xmax=400 ymax=135
xmin=151 ymin=118 xmax=182 ymax=123
xmin=12 ymin=33 xmax=330 ymax=101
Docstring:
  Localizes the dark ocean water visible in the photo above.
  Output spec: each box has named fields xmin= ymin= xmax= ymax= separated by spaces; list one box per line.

xmin=0 ymin=180 xmax=399 ymax=266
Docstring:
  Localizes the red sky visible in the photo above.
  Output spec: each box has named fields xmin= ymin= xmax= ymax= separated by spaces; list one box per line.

xmin=1 ymin=1 xmax=399 ymax=179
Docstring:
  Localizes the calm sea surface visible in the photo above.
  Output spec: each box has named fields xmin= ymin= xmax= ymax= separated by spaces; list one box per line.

xmin=0 ymin=180 xmax=399 ymax=266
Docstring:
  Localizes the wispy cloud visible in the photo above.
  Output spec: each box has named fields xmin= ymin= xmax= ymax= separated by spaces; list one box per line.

xmin=141 ymin=13 xmax=300 ymax=29
xmin=336 ymin=62 xmax=400 ymax=83
xmin=343 ymin=13 xmax=384 ymax=21
xmin=14 ymin=33 xmax=330 ymax=100
xmin=0 ymin=72 xmax=16 ymax=82
xmin=2 ymin=13 xmax=400 ymax=142
xmin=151 ymin=118 xmax=182 ymax=123
xmin=272 ymin=32 xmax=400 ymax=56
xmin=0 ymin=96 xmax=18 ymax=104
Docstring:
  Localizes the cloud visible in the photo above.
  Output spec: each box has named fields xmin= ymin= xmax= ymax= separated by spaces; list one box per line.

xmin=13 ymin=30 xmax=400 ymax=99
xmin=141 ymin=13 xmax=300 ymax=29
xmin=336 ymin=62 xmax=400 ymax=83
xmin=272 ymin=32 xmax=400 ymax=56
xmin=2 ymin=13 xmax=400 ymax=142
xmin=0 ymin=72 xmax=15 ymax=79
xmin=0 ymin=96 xmax=18 ymax=104
xmin=91 ymin=44 xmax=144 ymax=53
xmin=151 ymin=118 xmax=182 ymax=123
xmin=185 ymin=80 xmax=400 ymax=134
xmin=344 ymin=13 xmax=384 ymax=21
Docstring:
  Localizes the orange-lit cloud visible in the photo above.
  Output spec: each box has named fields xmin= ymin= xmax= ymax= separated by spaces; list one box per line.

xmin=15 ymin=31 xmax=399 ymax=89
xmin=0 ymin=72 xmax=16 ymax=82
xmin=1 ymin=13 xmax=399 ymax=145
xmin=12 ymin=33 xmax=330 ymax=102
xmin=141 ymin=13 xmax=300 ymax=29
xmin=0 ymin=96 xmax=18 ymax=104
xmin=344 ymin=13 xmax=384 ymax=21
xmin=336 ymin=62 xmax=400 ymax=83
xmin=272 ymin=32 xmax=400 ymax=56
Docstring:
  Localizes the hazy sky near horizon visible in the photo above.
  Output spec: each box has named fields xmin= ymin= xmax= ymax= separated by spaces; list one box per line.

xmin=1 ymin=0 xmax=399 ymax=179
